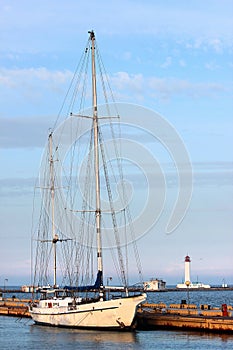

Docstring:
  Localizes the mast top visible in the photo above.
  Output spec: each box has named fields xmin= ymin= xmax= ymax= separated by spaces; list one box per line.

xmin=88 ymin=30 xmax=95 ymax=40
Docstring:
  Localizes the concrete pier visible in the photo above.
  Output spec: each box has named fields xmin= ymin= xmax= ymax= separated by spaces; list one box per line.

xmin=0 ymin=298 xmax=31 ymax=318
xmin=137 ymin=303 xmax=233 ymax=333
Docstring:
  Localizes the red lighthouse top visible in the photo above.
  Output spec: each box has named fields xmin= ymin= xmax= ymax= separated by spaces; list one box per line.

xmin=185 ymin=255 xmax=191 ymax=262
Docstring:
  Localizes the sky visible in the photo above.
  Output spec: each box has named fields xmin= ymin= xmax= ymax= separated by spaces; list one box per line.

xmin=0 ymin=0 xmax=232 ymax=286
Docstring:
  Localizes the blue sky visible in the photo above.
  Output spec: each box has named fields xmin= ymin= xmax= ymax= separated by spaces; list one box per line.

xmin=0 ymin=0 xmax=232 ymax=286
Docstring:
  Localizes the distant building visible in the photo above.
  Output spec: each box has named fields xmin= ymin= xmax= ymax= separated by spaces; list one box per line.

xmin=176 ymin=255 xmax=210 ymax=289
xmin=143 ymin=278 xmax=166 ymax=291
xmin=222 ymin=279 xmax=228 ymax=288
xmin=21 ymin=285 xmax=34 ymax=293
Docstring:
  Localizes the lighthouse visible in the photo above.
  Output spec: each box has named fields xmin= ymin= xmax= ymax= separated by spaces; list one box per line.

xmin=184 ymin=255 xmax=191 ymax=283
xmin=176 ymin=255 xmax=211 ymax=288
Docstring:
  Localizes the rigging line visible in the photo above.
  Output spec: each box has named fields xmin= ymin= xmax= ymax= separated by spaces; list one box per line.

xmin=33 ymin=155 xmax=51 ymax=286
xmin=57 ymin=241 xmax=74 ymax=285
xmin=109 ymin=120 xmax=144 ymax=283
xmin=99 ymin=130 xmax=122 ymax=201
xmin=70 ymin=117 xmax=93 ymax=213
xmin=37 ymin=240 xmax=53 ymax=286
xmin=69 ymin=39 xmax=91 ymax=147
xmin=53 ymin=40 xmax=89 ymax=155
xmin=55 ymin=135 xmax=83 ymax=247
xmin=101 ymin=217 xmax=122 ymax=284
xmin=64 ymin=47 xmax=91 ymax=218
xmin=39 ymin=138 xmax=75 ymax=285
xmin=33 ymin=232 xmax=41 ymax=287
xmin=120 ymin=196 xmax=144 ymax=282
xmin=94 ymin=56 xmax=124 ymax=196
xmin=109 ymin=118 xmax=144 ymax=283
xmin=30 ymin=177 xmax=40 ymax=288
xmin=98 ymin=128 xmax=127 ymax=287
xmin=77 ymin=125 xmax=94 ymax=243
xmin=37 ymin=169 xmax=54 ymax=285
xmin=50 ymin=137 xmax=70 ymax=200
xmin=70 ymin=240 xmax=82 ymax=285
xmin=43 ymin=241 xmax=53 ymax=285
xmin=126 ymin=205 xmax=144 ymax=282
xmin=52 ymin=37 xmax=90 ymax=131
xmin=96 ymin=47 xmax=120 ymax=145
xmin=73 ymin=211 xmax=95 ymax=285
xmin=51 ymin=172 xmax=74 ymax=243
xmin=79 ymin=215 xmax=95 ymax=284
xmin=49 ymin=140 xmax=72 ymax=241
xmin=60 ymin=240 xmax=72 ymax=285
xmin=123 ymin=209 xmax=129 ymax=286
xmin=61 ymin=218 xmax=78 ymax=278
xmin=78 ymin=42 xmax=91 ymax=113
xmin=68 ymin=240 xmax=79 ymax=285
xmin=70 ymin=49 xmax=88 ymax=113
xmin=96 ymin=48 xmax=109 ymax=107
xmin=95 ymin=42 xmax=119 ymax=115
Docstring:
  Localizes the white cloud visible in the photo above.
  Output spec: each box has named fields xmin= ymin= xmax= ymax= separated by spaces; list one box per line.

xmin=122 ymin=51 xmax=132 ymax=61
xmin=179 ymin=60 xmax=186 ymax=67
xmin=185 ymin=37 xmax=229 ymax=53
xmin=161 ymin=56 xmax=172 ymax=69
xmin=149 ymin=77 xmax=226 ymax=99
xmin=0 ymin=67 xmax=73 ymax=107
xmin=111 ymin=72 xmax=144 ymax=92
xmin=208 ymin=38 xmax=223 ymax=53
xmin=0 ymin=67 xmax=72 ymax=89
xmin=205 ymin=62 xmax=220 ymax=70
xmin=110 ymin=72 xmax=227 ymax=101
xmin=0 ymin=67 xmax=228 ymax=112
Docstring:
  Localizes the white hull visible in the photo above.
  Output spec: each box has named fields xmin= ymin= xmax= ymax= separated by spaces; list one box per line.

xmin=30 ymin=294 xmax=146 ymax=329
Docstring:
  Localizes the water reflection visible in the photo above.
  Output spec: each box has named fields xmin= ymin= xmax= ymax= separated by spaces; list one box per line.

xmin=30 ymin=324 xmax=137 ymax=345
xmin=1 ymin=316 xmax=233 ymax=350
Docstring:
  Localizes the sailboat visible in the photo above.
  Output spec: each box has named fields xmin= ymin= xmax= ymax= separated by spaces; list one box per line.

xmin=29 ymin=31 xmax=146 ymax=329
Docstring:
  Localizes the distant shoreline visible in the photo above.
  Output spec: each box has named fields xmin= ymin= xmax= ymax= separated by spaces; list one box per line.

xmin=0 ymin=286 xmax=233 ymax=294
xmin=146 ymin=287 xmax=233 ymax=292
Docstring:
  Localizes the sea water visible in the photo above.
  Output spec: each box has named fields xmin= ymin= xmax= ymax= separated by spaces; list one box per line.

xmin=0 ymin=289 xmax=233 ymax=349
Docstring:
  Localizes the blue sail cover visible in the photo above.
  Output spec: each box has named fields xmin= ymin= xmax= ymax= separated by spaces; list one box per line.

xmin=64 ymin=270 xmax=102 ymax=291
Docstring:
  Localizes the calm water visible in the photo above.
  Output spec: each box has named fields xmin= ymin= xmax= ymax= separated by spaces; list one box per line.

xmin=0 ymin=289 xmax=233 ymax=349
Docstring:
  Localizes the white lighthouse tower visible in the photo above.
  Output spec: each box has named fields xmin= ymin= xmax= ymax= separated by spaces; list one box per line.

xmin=176 ymin=255 xmax=211 ymax=289
xmin=184 ymin=255 xmax=191 ymax=283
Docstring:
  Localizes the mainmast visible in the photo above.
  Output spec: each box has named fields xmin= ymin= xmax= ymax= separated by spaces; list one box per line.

xmin=89 ymin=30 xmax=103 ymax=296
xmin=49 ymin=132 xmax=57 ymax=288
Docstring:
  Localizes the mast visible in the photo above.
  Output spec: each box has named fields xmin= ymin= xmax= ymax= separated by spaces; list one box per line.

xmin=89 ymin=30 xmax=103 ymax=294
xmin=49 ymin=132 xmax=57 ymax=288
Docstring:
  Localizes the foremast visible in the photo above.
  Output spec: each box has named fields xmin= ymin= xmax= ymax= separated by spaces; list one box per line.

xmin=89 ymin=30 xmax=104 ymax=299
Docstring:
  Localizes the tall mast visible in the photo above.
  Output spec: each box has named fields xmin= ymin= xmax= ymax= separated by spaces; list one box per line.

xmin=49 ymin=133 xmax=57 ymax=288
xmin=89 ymin=30 xmax=103 ymax=292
